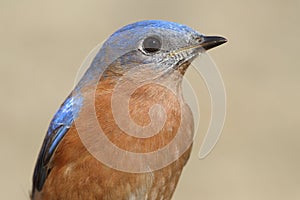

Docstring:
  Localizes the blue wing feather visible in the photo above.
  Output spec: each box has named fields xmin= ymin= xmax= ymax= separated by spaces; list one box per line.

xmin=32 ymin=93 xmax=83 ymax=192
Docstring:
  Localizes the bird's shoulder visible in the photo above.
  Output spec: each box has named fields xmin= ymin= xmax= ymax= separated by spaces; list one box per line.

xmin=32 ymin=93 xmax=83 ymax=195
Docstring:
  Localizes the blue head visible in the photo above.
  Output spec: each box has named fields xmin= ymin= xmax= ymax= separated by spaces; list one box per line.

xmin=81 ymin=20 xmax=226 ymax=86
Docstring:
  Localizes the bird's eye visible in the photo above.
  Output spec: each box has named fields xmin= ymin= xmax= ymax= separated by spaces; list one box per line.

xmin=142 ymin=36 xmax=162 ymax=54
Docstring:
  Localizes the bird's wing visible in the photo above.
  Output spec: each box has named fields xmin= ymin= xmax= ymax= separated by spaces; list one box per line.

xmin=32 ymin=93 xmax=83 ymax=193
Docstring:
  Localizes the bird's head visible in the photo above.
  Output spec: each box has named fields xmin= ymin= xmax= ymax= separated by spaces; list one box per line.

xmin=96 ymin=20 xmax=226 ymax=83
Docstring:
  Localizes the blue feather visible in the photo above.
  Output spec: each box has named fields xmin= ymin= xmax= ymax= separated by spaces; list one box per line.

xmin=113 ymin=20 xmax=197 ymax=36
xmin=32 ymin=93 xmax=83 ymax=191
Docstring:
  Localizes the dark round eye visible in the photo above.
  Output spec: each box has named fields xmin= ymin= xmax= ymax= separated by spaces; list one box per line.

xmin=142 ymin=36 xmax=162 ymax=54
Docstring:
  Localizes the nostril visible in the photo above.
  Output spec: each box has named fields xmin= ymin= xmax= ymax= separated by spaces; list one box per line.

xmin=197 ymin=36 xmax=203 ymax=43
xmin=193 ymin=35 xmax=203 ymax=43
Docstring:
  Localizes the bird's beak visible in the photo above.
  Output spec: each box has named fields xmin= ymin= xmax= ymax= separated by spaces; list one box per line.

xmin=170 ymin=35 xmax=227 ymax=74
xmin=200 ymin=36 xmax=227 ymax=51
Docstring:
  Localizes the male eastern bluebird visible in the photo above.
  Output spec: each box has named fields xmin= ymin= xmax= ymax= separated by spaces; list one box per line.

xmin=31 ymin=20 xmax=226 ymax=200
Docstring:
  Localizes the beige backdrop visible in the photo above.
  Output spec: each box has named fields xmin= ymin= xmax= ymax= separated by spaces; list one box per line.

xmin=1 ymin=0 xmax=299 ymax=199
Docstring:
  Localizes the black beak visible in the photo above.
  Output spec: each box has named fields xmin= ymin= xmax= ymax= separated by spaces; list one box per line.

xmin=201 ymin=36 xmax=227 ymax=50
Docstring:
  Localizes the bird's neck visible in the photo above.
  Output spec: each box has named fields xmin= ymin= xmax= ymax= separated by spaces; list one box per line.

xmin=98 ymin=68 xmax=185 ymax=98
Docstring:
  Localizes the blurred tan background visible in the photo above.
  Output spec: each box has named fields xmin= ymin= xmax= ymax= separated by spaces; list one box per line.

xmin=1 ymin=0 xmax=300 ymax=199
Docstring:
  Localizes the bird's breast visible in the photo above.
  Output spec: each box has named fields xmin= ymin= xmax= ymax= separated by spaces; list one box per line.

xmin=40 ymin=78 xmax=194 ymax=199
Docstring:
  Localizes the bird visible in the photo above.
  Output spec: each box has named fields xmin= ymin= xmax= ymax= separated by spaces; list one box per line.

xmin=31 ymin=20 xmax=227 ymax=200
